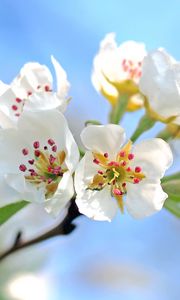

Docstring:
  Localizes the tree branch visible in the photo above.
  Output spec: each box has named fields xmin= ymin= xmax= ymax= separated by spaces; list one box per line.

xmin=0 ymin=199 xmax=81 ymax=262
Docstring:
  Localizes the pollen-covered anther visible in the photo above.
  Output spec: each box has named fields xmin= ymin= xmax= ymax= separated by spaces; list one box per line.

xmin=104 ymin=152 xmax=108 ymax=158
xmin=16 ymin=98 xmax=22 ymax=103
xmin=44 ymin=85 xmax=51 ymax=92
xmin=28 ymin=159 xmax=34 ymax=165
xmin=49 ymin=154 xmax=56 ymax=164
xmin=113 ymin=188 xmax=123 ymax=196
xmin=108 ymin=161 xmax=119 ymax=167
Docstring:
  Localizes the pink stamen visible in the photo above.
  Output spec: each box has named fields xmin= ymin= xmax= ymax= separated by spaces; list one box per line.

xmin=126 ymin=167 xmax=131 ymax=172
xmin=108 ymin=161 xmax=119 ymax=167
xmin=28 ymin=159 xmax=34 ymax=165
xmin=27 ymin=91 xmax=32 ymax=96
xmin=120 ymin=161 xmax=126 ymax=167
xmin=49 ymin=154 xmax=56 ymax=164
xmin=16 ymin=97 xmax=22 ymax=103
xmin=104 ymin=152 xmax=108 ymax=158
xmin=33 ymin=141 xmax=40 ymax=149
xmin=119 ymin=151 xmax=125 ymax=157
xmin=22 ymin=148 xmax=28 ymax=155
xmin=15 ymin=113 xmax=20 ymax=117
xmin=19 ymin=164 xmax=27 ymax=172
xmin=12 ymin=105 xmax=18 ymax=111
xmin=128 ymin=153 xmax=134 ymax=160
xmin=135 ymin=166 xmax=142 ymax=173
xmin=134 ymin=178 xmax=140 ymax=184
xmin=98 ymin=170 xmax=103 ymax=175
xmin=113 ymin=188 xmax=123 ymax=196
xmin=44 ymin=146 xmax=48 ymax=150
xmin=93 ymin=158 xmax=100 ymax=164
xmin=52 ymin=145 xmax=57 ymax=152
xmin=48 ymin=178 xmax=53 ymax=184
xmin=122 ymin=182 xmax=126 ymax=187
xmin=48 ymin=138 xmax=55 ymax=146
xmin=34 ymin=150 xmax=40 ymax=157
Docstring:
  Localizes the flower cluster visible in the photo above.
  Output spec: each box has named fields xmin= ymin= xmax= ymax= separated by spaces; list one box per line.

xmin=0 ymin=34 xmax=179 ymax=225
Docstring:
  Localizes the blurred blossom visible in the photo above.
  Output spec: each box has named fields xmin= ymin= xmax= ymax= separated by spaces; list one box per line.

xmin=92 ymin=33 xmax=147 ymax=111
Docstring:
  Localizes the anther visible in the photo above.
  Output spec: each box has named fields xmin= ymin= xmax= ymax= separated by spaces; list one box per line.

xmin=122 ymin=182 xmax=126 ymax=187
xmin=45 ymin=85 xmax=51 ymax=92
xmin=119 ymin=151 xmax=125 ymax=157
xmin=27 ymin=91 xmax=32 ymax=96
xmin=134 ymin=178 xmax=140 ymax=184
xmin=16 ymin=98 xmax=22 ymax=103
xmin=121 ymin=161 xmax=126 ymax=167
xmin=34 ymin=150 xmax=40 ymax=157
xmin=135 ymin=166 xmax=142 ymax=173
xmin=126 ymin=167 xmax=131 ymax=172
xmin=52 ymin=145 xmax=57 ymax=152
xmin=128 ymin=153 xmax=134 ymax=160
xmin=19 ymin=164 xmax=27 ymax=172
xmin=104 ymin=152 xmax=108 ymax=158
xmin=22 ymin=148 xmax=28 ymax=155
xmin=48 ymin=138 xmax=55 ymax=146
xmin=98 ymin=170 xmax=103 ymax=175
xmin=28 ymin=159 xmax=34 ymax=165
xmin=33 ymin=141 xmax=40 ymax=149
xmin=12 ymin=105 xmax=18 ymax=111
xmin=93 ymin=158 xmax=100 ymax=164
xmin=113 ymin=188 xmax=123 ymax=196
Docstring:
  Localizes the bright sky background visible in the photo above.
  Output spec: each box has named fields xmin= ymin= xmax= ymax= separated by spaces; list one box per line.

xmin=0 ymin=1 xmax=180 ymax=300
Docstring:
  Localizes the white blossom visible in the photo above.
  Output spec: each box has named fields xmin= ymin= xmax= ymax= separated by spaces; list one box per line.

xmin=0 ymin=110 xmax=79 ymax=217
xmin=0 ymin=56 xmax=70 ymax=128
xmin=139 ymin=48 xmax=180 ymax=125
xmin=92 ymin=33 xmax=147 ymax=110
xmin=75 ymin=124 xmax=173 ymax=221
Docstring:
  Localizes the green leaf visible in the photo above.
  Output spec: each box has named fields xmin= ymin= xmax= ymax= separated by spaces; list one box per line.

xmin=0 ymin=201 xmax=29 ymax=225
xmin=164 ymin=198 xmax=180 ymax=218
xmin=130 ymin=114 xmax=156 ymax=142
xmin=161 ymin=172 xmax=180 ymax=183
xmin=85 ymin=120 xmax=102 ymax=126
xmin=109 ymin=94 xmax=129 ymax=124
xmin=162 ymin=179 xmax=180 ymax=218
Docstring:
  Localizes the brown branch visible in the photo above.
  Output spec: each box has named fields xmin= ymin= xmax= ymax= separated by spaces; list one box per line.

xmin=0 ymin=200 xmax=81 ymax=262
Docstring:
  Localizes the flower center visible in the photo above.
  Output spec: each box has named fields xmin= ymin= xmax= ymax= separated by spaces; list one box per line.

xmin=88 ymin=141 xmax=145 ymax=212
xmin=121 ymin=59 xmax=142 ymax=80
xmin=11 ymin=84 xmax=52 ymax=118
xmin=19 ymin=138 xmax=67 ymax=198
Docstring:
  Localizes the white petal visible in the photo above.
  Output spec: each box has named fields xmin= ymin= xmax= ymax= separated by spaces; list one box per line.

xmin=126 ymin=179 xmax=167 ymax=219
xmin=81 ymin=124 xmax=126 ymax=156
xmin=76 ymin=186 xmax=118 ymax=222
xmin=51 ymin=55 xmax=70 ymax=98
xmin=14 ymin=62 xmax=53 ymax=92
xmin=0 ymin=175 xmax=21 ymax=207
xmin=131 ymin=138 xmax=173 ymax=179
xmin=75 ymin=152 xmax=118 ymax=221
xmin=139 ymin=49 xmax=180 ymax=123
xmin=24 ymin=92 xmax=67 ymax=112
xmin=45 ymin=171 xmax=74 ymax=217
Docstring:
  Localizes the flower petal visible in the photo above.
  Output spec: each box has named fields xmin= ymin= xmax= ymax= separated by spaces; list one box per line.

xmin=126 ymin=179 xmax=168 ymax=219
xmin=131 ymin=138 xmax=173 ymax=179
xmin=45 ymin=171 xmax=74 ymax=217
xmin=51 ymin=55 xmax=70 ymax=98
xmin=81 ymin=124 xmax=126 ymax=156
xmin=76 ymin=186 xmax=118 ymax=222
xmin=139 ymin=48 xmax=180 ymax=124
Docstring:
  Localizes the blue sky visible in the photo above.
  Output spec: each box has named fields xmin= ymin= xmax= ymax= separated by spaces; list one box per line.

xmin=0 ymin=1 xmax=180 ymax=299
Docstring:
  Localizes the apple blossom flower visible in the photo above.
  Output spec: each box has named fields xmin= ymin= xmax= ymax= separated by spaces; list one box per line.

xmin=92 ymin=33 xmax=147 ymax=111
xmin=75 ymin=124 xmax=173 ymax=221
xmin=0 ymin=110 xmax=79 ymax=217
xmin=0 ymin=56 xmax=70 ymax=128
xmin=139 ymin=48 xmax=180 ymax=125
